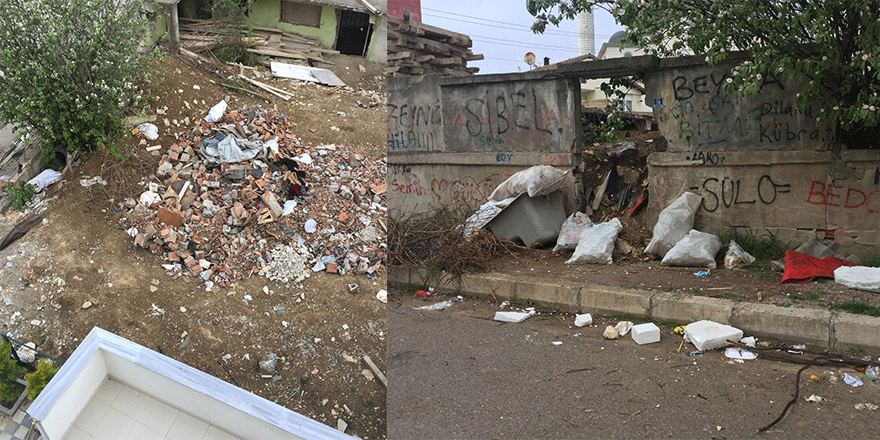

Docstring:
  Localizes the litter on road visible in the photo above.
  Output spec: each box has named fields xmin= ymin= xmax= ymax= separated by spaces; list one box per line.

xmin=494 ymin=309 xmax=536 ymax=323
xmin=684 ymin=320 xmax=743 ymax=352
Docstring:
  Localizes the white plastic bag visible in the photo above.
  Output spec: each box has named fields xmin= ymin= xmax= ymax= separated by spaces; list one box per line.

xmin=488 ymin=165 xmax=567 ymax=202
xmin=724 ymin=239 xmax=755 ymax=269
xmin=645 ymin=191 xmax=702 ymax=257
xmin=136 ymin=123 xmax=159 ymax=140
xmin=565 ymin=218 xmax=622 ymax=265
xmin=552 ymin=212 xmax=592 ymax=252
xmin=204 ymin=100 xmax=227 ymax=123
xmin=661 ymin=229 xmax=721 ymax=269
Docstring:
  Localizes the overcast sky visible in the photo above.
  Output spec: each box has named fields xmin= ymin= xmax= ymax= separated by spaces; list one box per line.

xmin=418 ymin=0 xmax=625 ymax=74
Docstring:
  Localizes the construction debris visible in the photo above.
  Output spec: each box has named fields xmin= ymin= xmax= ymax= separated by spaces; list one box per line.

xmin=387 ymin=11 xmax=483 ymax=76
xmin=123 ymin=105 xmax=386 ymax=287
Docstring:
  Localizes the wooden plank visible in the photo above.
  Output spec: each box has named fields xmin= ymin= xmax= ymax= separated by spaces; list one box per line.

xmin=428 ymin=56 xmax=462 ymax=66
xmin=247 ymin=47 xmax=307 ymax=60
xmin=389 ymin=16 xmax=473 ymax=45
xmin=238 ymin=75 xmax=292 ymax=101
xmin=387 ymin=51 xmax=414 ymax=61
xmin=466 ymin=53 xmax=485 ymax=61
xmin=413 ymin=54 xmax=434 ymax=63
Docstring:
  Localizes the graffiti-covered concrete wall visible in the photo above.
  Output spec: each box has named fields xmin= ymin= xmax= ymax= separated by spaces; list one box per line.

xmin=388 ymin=72 xmax=582 ymax=218
xmin=644 ymin=56 xmax=880 ymax=249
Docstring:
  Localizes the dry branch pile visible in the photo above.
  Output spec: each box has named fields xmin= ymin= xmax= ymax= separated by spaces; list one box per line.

xmin=387 ymin=11 xmax=483 ymax=76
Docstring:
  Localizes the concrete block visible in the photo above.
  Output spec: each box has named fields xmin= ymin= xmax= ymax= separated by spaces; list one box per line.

xmin=514 ymin=278 xmax=580 ymax=313
xmin=731 ymin=303 xmax=832 ymax=349
xmin=651 ymin=293 xmax=734 ymax=325
xmin=581 ymin=285 xmax=651 ymax=318
xmin=632 ymin=323 xmax=661 ymax=345
xmin=832 ymin=312 xmax=880 ymax=352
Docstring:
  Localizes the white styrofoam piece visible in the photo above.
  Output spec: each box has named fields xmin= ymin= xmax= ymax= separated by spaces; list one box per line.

xmin=270 ymin=61 xmax=345 ymax=86
xmin=574 ymin=313 xmax=593 ymax=327
xmin=724 ymin=347 xmax=757 ymax=360
xmin=631 ymin=323 xmax=660 ymax=345
xmin=494 ymin=310 xmax=535 ymax=323
xmin=834 ymin=266 xmax=880 ymax=293
xmin=684 ymin=320 xmax=743 ymax=351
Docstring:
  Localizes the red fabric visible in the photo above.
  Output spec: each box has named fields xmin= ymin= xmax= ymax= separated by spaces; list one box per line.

xmin=780 ymin=250 xmax=855 ymax=284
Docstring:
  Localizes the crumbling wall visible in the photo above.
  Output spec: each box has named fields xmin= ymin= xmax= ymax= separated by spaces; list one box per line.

xmin=388 ymin=72 xmax=583 ymax=219
xmin=644 ymin=57 xmax=880 ymax=249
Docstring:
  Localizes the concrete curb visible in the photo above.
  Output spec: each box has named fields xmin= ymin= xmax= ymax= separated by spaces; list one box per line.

xmin=390 ymin=267 xmax=880 ymax=352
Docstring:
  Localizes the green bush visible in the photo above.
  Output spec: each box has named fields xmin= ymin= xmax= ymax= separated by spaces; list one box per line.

xmin=718 ymin=228 xmax=787 ymax=262
xmin=26 ymin=359 xmax=58 ymax=401
xmin=0 ymin=340 xmax=26 ymax=403
xmin=0 ymin=0 xmax=160 ymax=165
xmin=3 ymin=182 xmax=36 ymax=212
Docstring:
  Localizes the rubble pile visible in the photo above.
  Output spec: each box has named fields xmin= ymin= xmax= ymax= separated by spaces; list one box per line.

xmin=124 ymin=105 xmax=386 ymax=287
xmin=387 ymin=11 xmax=483 ymax=76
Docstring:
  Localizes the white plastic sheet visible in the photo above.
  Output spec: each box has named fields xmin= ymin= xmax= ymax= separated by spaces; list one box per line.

xmin=552 ymin=212 xmax=592 ymax=253
xmin=26 ymin=169 xmax=62 ymax=192
xmin=204 ymin=100 xmax=227 ymax=123
xmin=488 ymin=165 xmax=567 ymax=202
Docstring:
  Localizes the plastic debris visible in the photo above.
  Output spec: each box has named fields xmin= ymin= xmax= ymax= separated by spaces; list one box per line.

xmin=304 ymin=219 xmax=317 ymax=233
xmin=833 ymin=266 xmax=880 ymax=293
xmin=565 ymin=218 xmax=623 ymax=265
xmin=631 ymin=323 xmax=660 ymax=345
xmin=693 ymin=270 xmax=710 ymax=278
xmin=740 ymin=336 xmax=757 ymax=347
xmin=645 ymin=191 xmax=702 ymax=257
xmin=416 ymin=300 xmax=454 ymax=311
xmin=552 ymin=212 xmax=592 ymax=253
xmin=27 ymin=169 xmax=62 ymax=193
xmin=843 ymin=373 xmax=864 ymax=387
xmin=137 ymin=123 xmax=159 ymax=140
xmin=855 ymin=403 xmax=879 ymax=411
xmin=805 ymin=394 xmax=824 ymax=403
xmin=614 ymin=321 xmax=633 ymax=336
xmin=724 ymin=347 xmax=757 ymax=360
xmin=494 ymin=309 xmax=536 ymax=323
xmin=574 ymin=313 xmax=593 ymax=327
xmin=866 ymin=366 xmax=880 ymax=381
xmin=724 ymin=240 xmax=756 ymax=269
xmin=376 ymin=289 xmax=387 ymax=303
xmin=662 ymin=230 xmax=721 ymax=269
xmin=204 ymin=100 xmax=227 ymax=123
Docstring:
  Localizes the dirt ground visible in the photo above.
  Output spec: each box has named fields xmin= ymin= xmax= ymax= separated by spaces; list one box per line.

xmin=0 ymin=51 xmax=386 ymax=439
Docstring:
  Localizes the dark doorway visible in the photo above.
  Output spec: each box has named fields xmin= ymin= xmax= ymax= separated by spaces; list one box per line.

xmin=336 ymin=10 xmax=371 ymax=56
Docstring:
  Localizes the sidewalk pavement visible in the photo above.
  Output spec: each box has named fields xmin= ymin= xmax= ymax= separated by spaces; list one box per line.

xmin=389 ymin=267 xmax=880 ymax=353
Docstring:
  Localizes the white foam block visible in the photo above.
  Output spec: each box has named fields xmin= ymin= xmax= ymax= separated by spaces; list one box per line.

xmin=684 ymin=320 xmax=743 ymax=351
xmin=834 ymin=266 xmax=880 ymax=293
xmin=494 ymin=310 xmax=535 ymax=323
xmin=631 ymin=323 xmax=661 ymax=345
xmin=574 ymin=313 xmax=593 ymax=327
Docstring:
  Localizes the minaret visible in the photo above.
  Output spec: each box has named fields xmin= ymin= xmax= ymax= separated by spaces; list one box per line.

xmin=577 ymin=8 xmax=595 ymax=56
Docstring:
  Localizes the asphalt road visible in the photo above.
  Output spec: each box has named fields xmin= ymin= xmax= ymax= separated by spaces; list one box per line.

xmin=387 ymin=292 xmax=880 ymax=439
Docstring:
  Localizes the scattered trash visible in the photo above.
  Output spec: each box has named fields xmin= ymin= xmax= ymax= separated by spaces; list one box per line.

xmin=270 ymin=61 xmax=346 ymax=87
xmin=781 ymin=250 xmax=855 ymax=284
xmin=488 ymin=165 xmax=568 ymax=202
xmin=687 ymin=350 xmax=705 ymax=356
xmin=348 ymin=283 xmax=359 ymax=294
xmin=855 ymin=403 xmax=879 ymax=411
xmin=843 ymin=373 xmax=864 ymax=387
xmin=724 ymin=240 xmax=756 ymax=269
xmin=607 ymin=141 xmax=636 ymax=157
xmin=631 ymin=323 xmax=660 ymax=345
xmin=565 ymin=218 xmax=623 ymax=265
xmin=26 ymin=169 xmax=62 ymax=193
xmin=414 ymin=289 xmax=436 ymax=298
xmin=204 ymin=100 xmax=227 ymax=123
xmin=551 ymin=341 xmax=563 ymax=346
xmin=693 ymin=270 xmax=710 ymax=278
xmin=337 ymin=418 xmax=348 ymax=433
xmin=259 ymin=353 xmax=278 ymax=374
xmin=866 ymin=366 xmax=880 ymax=381
xmin=684 ymin=320 xmax=743 ymax=351
xmin=810 ymin=374 xmax=820 ymax=382
xmin=79 ymin=176 xmax=108 ymax=187
xmin=603 ymin=325 xmax=619 ymax=340
xmin=376 ymin=290 xmax=387 ymax=303
xmin=552 ymin=212 xmax=592 ymax=253
xmin=833 ymin=266 xmax=880 ymax=293
xmin=574 ymin=313 xmax=593 ymax=327
xmin=304 ymin=219 xmax=318 ymax=233
xmin=805 ymin=394 xmax=824 ymax=403
xmin=724 ymin=347 xmax=757 ymax=360
xmin=137 ymin=123 xmax=159 ymax=140
xmin=740 ymin=336 xmax=756 ymax=347
xmin=15 ymin=343 xmax=37 ymax=363
xmin=644 ymin=191 xmax=702 ymax=257
xmin=494 ymin=309 xmax=536 ymax=323
xmin=661 ymin=229 xmax=721 ymax=269
xmin=81 ymin=301 xmax=93 ymax=309
xmin=629 ymin=188 xmax=648 ymax=216
xmin=416 ymin=300 xmax=454 ymax=311
xmin=614 ymin=321 xmax=633 ymax=336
